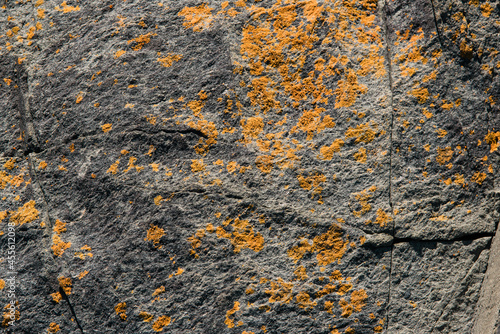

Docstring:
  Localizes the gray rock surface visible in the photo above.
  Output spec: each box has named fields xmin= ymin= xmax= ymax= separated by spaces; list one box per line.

xmin=0 ymin=0 xmax=498 ymax=333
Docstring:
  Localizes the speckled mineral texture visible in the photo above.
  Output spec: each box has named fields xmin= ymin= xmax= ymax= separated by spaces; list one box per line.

xmin=0 ymin=0 xmax=499 ymax=333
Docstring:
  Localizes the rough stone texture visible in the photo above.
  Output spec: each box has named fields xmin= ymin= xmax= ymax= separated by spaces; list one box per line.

xmin=0 ymin=0 xmax=498 ymax=333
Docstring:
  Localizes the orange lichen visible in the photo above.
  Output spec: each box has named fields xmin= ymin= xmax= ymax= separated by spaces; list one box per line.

xmin=152 ymin=286 xmax=165 ymax=296
xmin=352 ymin=187 xmax=376 ymax=217
xmin=224 ymin=301 xmax=240 ymax=328
xmin=334 ymin=69 xmax=367 ymax=108
xmin=0 ymin=280 xmax=4 ymax=290
xmin=139 ymin=312 xmax=154 ymax=322
xmin=127 ymin=32 xmax=155 ymax=51
xmin=436 ymin=147 xmax=453 ymax=165
xmin=114 ymin=50 xmax=126 ymax=59
xmin=485 ymin=131 xmax=500 ymax=152
xmin=55 ymin=1 xmax=80 ymax=13
xmin=152 ymin=315 xmax=171 ymax=331
xmin=318 ymin=139 xmax=344 ymax=160
xmin=10 ymin=201 xmax=39 ymax=226
xmin=123 ymin=157 xmax=144 ymax=173
xmin=345 ymin=122 xmax=378 ymax=143
xmin=374 ymin=209 xmax=391 ymax=227
xmin=409 ymin=87 xmax=429 ymax=104
xmin=145 ymin=225 xmax=165 ymax=246
xmin=53 ymin=219 xmax=67 ymax=234
xmin=255 ymin=155 xmax=273 ymax=174
xmin=354 ymin=148 xmax=367 ymax=163
xmin=294 ymin=266 xmax=308 ymax=280
xmin=4 ymin=158 xmax=15 ymax=170
xmin=51 ymin=292 xmax=62 ymax=303
xmin=107 ymin=160 xmax=120 ymax=174
xmin=47 ymin=322 xmax=60 ymax=333
xmin=58 ymin=277 xmax=72 ymax=295
xmin=297 ymin=171 xmax=326 ymax=198
xmin=216 ymin=218 xmax=264 ymax=253
xmin=157 ymin=53 xmax=182 ymax=67
xmin=178 ymin=4 xmax=214 ymax=32
xmin=114 ymin=302 xmax=127 ymax=321
xmin=241 ymin=117 xmax=264 ymax=141
xmin=265 ymin=278 xmax=293 ymax=304
xmin=52 ymin=234 xmax=71 ymax=257
xmin=191 ymin=159 xmax=206 ymax=173
xmin=101 ymin=124 xmax=112 ymax=133
xmin=471 ymin=171 xmax=487 ymax=185
xmin=295 ymin=291 xmax=317 ymax=310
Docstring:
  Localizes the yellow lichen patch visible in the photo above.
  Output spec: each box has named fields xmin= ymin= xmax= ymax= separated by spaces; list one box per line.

xmin=334 ymin=69 xmax=368 ymax=108
xmin=10 ymin=201 xmax=39 ymax=226
xmin=0 ymin=280 xmax=4 ymax=290
xmin=123 ymin=157 xmax=144 ymax=173
xmin=77 ymin=271 xmax=89 ymax=279
xmin=471 ymin=171 xmax=487 ymax=185
xmin=101 ymin=124 xmax=112 ymax=133
xmin=152 ymin=315 xmax=171 ymax=332
xmin=114 ymin=302 xmax=127 ymax=321
xmin=345 ymin=122 xmax=378 ymax=143
xmin=152 ymin=286 xmax=165 ymax=296
xmin=485 ymin=131 xmax=500 ymax=152
xmin=107 ymin=160 xmax=120 ymax=174
xmin=436 ymin=147 xmax=453 ymax=165
xmin=55 ymin=1 xmax=80 ymax=13
xmin=187 ymin=119 xmax=218 ymax=155
xmin=157 ymin=53 xmax=182 ymax=67
xmin=168 ymin=267 xmax=184 ymax=278
xmin=51 ymin=292 xmax=62 ymax=303
xmin=241 ymin=117 xmax=264 ymax=141
xmin=436 ymin=129 xmax=447 ymax=138
xmin=114 ymin=50 xmax=126 ymax=59
xmin=139 ymin=312 xmax=154 ymax=322
xmin=324 ymin=301 xmax=334 ymax=314
xmin=460 ymin=39 xmax=473 ymax=60
xmin=294 ymin=266 xmax=308 ymax=280
xmin=318 ymin=139 xmax=344 ymax=160
xmin=191 ymin=159 xmax=206 ymax=173
xmin=339 ymin=298 xmax=353 ymax=317
xmin=422 ymin=108 xmax=432 ymax=119
xmin=265 ymin=278 xmax=293 ymax=304
xmin=247 ymin=77 xmax=280 ymax=114
xmin=53 ymin=219 xmax=67 ymax=235
xmin=127 ymin=32 xmax=155 ymax=51
xmin=145 ymin=225 xmax=165 ymax=246
xmin=52 ymin=234 xmax=71 ymax=257
xmin=430 ymin=215 xmax=449 ymax=222
xmin=351 ymin=289 xmax=368 ymax=311
xmin=316 ymin=284 xmax=337 ymax=298
xmin=0 ymin=171 xmax=24 ymax=189
xmin=226 ymin=161 xmax=240 ymax=174
xmin=188 ymin=229 xmax=205 ymax=251
xmin=4 ymin=158 xmax=15 ymax=170
xmin=313 ymin=224 xmax=349 ymax=265
xmin=354 ymin=147 xmax=367 ymax=163
xmin=47 ymin=322 xmax=60 ymax=333
xmin=178 ymin=4 xmax=214 ymax=32
xmin=39 ymin=161 xmax=48 ymax=169
xmin=480 ymin=3 xmax=493 ymax=17
xmin=352 ymin=187 xmax=376 ymax=217
xmin=154 ymin=195 xmax=163 ymax=206
xmin=297 ymin=171 xmax=326 ymax=199
xmin=255 ymin=155 xmax=273 ymax=174
xmin=295 ymin=291 xmax=317 ymax=310
xmin=374 ymin=209 xmax=391 ymax=227
xmin=224 ymin=301 xmax=240 ymax=328
xmin=216 ymin=218 xmax=264 ymax=253
xmin=409 ymin=87 xmax=429 ymax=104
xmin=291 ymin=108 xmax=335 ymax=140
xmin=58 ymin=276 xmax=72 ymax=295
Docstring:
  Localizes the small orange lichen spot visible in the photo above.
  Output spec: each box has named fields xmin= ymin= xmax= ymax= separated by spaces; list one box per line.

xmin=152 ymin=286 xmax=165 ymax=296
xmin=150 ymin=163 xmax=160 ymax=172
xmin=226 ymin=161 xmax=240 ymax=174
xmin=58 ymin=165 xmax=67 ymax=171
xmin=58 ymin=276 xmax=72 ymax=295
xmin=145 ymin=225 xmax=165 ymax=245
xmin=127 ymin=32 xmax=155 ymax=51
xmin=409 ymin=87 xmax=429 ymax=104
xmin=77 ymin=271 xmax=89 ymax=279
xmin=436 ymin=147 xmax=453 ymax=165
xmin=10 ymin=200 xmax=39 ymax=226
xmin=335 ymin=69 xmax=368 ymax=108
xmin=339 ymin=298 xmax=353 ymax=317
xmin=241 ymin=117 xmax=264 ymax=141
xmin=296 ymin=291 xmax=317 ymax=310
xmin=255 ymin=155 xmax=273 ymax=174
xmin=422 ymin=108 xmax=432 ymax=119
xmin=154 ymin=195 xmax=163 ymax=206
xmin=47 ymin=322 xmax=60 ymax=333
xmin=106 ymin=160 xmax=120 ymax=174
xmin=324 ymin=301 xmax=334 ymax=314
xmin=139 ymin=312 xmax=154 ymax=322
xmin=360 ymin=236 xmax=366 ymax=245
xmin=124 ymin=103 xmax=135 ymax=109
xmin=354 ymin=148 xmax=367 ymax=163
xmin=318 ymin=139 xmax=344 ymax=160
xmin=436 ymin=129 xmax=447 ymax=138
xmin=114 ymin=50 xmax=126 ymax=59
xmin=297 ymin=172 xmax=326 ymax=199
xmin=0 ymin=280 xmax=4 ymax=290
xmin=191 ymin=159 xmax=206 ymax=173
xmin=345 ymin=122 xmax=378 ymax=143
xmin=55 ymin=1 xmax=81 ymax=13
xmin=102 ymin=124 xmax=112 ymax=133
xmin=471 ymin=171 xmax=487 ymax=185
xmin=460 ymin=39 xmax=473 ymax=60
xmin=69 ymin=143 xmax=75 ymax=153
xmin=114 ymin=302 xmax=127 ymax=321
xmin=374 ymin=209 xmax=392 ymax=227
xmin=423 ymin=144 xmax=430 ymax=152
xmin=430 ymin=215 xmax=449 ymax=222
xmin=152 ymin=315 xmax=172 ymax=331
xmin=351 ymin=289 xmax=368 ymax=311
xmin=409 ymin=300 xmax=418 ymax=308
xmin=178 ymin=4 xmax=214 ymax=32
xmin=294 ymin=266 xmax=308 ymax=280
xmin=481 ymin=3 xmax=493 ymax=17
xmin=484 ymin=131 xmax=500 ymax=152
xmin=157 ymin=53 xmax=182 ymax=67
xmin=51 ymin=292 xmax=62 ymax=303
xmin=37 ymin=8 xmax=46 ymax=18
xmin=224 ymin=301 xmax=240 ymax=328
xmin=4 ymin=158 xmax=15 ymax=170
xmin=53 ymin=219 xmax=67 ymax=235
xmin=52 ymin=234 xmax=71 ymax=256
xmin=352 ymin=187 xmax=375 ymax=217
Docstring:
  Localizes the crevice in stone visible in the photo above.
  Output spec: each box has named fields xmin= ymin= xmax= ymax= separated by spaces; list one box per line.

xmin=59 ymin=286 xmax=85 ymax=334
xmin=392 ymin=232 xmax=495 ymax=245
xmin=429 ymin=0 xmax=444 ymax=48
xmin=380 ymin=0 xmax=395 ymax=330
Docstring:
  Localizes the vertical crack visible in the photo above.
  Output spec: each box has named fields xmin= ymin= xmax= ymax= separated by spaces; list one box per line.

xmin=13 ymin=60 xmax=84 ymax=334
xmin=429 ymin=0 xmax=444 ymax=48
xmin=380 ymin=0 xmax=395 ymax=331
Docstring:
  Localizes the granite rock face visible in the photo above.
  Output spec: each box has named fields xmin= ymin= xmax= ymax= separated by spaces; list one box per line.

xmin=0 ymin=0 xmax=499 ymax=333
